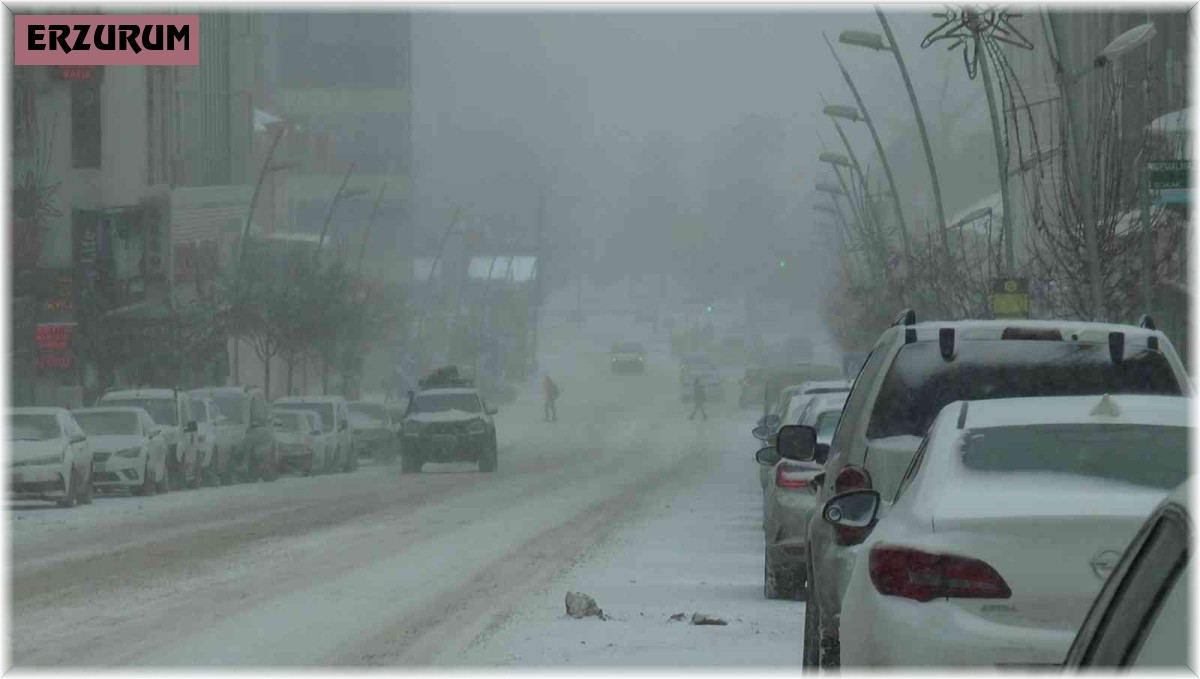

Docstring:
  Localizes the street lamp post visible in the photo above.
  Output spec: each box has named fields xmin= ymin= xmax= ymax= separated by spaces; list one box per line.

xmin=1048 ymin=18 xmax=1158 ymax=321
xmin=822 ymin=34 xmax=912 ymax=264
xmin=841 ymin=10 xmax=951 ymax=264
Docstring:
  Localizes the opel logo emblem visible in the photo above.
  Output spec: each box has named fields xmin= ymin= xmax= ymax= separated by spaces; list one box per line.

xmin=1090 ymin=549 xmax=1122 ymax=580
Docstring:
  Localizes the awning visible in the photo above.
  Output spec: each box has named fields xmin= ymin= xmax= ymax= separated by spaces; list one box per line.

xmin=254 ymin=108 xmax=283 ymax=133
xmin=1146 ymin=109 xmax=1190 ymax=135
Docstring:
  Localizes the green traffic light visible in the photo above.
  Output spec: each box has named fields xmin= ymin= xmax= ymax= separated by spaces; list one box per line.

xmin=779 ymin=259 xmax=787 ymax=268
xmin=706 ymin=305 xmax=713 ymax=313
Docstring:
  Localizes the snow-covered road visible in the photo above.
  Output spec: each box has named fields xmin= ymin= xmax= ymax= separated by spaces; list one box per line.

xmin=11 ymin=317 xmax=805 ymax=667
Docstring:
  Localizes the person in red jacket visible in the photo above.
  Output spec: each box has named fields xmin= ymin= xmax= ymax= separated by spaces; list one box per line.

xmin=542 ymin=375 xmax=560 ymax=422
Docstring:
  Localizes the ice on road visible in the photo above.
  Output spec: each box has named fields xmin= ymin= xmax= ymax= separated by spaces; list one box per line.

xmin=11 ymin=316 xmax=804 ymax=667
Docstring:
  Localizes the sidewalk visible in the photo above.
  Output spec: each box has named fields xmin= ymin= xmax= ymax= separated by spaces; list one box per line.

xmin=457 ymin=418 xmax=805 ymax=667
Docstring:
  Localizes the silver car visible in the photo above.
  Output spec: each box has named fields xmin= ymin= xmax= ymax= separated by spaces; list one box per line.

xmin=757 ymin=393 xmax=847 ymax=600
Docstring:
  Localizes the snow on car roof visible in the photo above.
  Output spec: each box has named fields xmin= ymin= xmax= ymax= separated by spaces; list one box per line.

xmin=73 ymin=406 xmax=147 ymax=414
xmin=103 ymin=389 xmax=177 ymax=399
xmin=955 ymin=394 xmax=1190 ymax=430
xmin=798 ymin=379 xmax=851 ymax=392
xmin=908 ymin=319 xmax=1165 ymax=344
xmin=9 ymin=407 xmax=66 ymax=415
xmin=807 ymin=393 xmax=849 ymax=411
xmin=417 ymin=388 xmax=479 ymax=396
xmin=273 ymin=396 xmax=345 ymax=403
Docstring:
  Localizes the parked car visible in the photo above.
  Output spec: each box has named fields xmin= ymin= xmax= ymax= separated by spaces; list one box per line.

xmin=273 ymin=410 xmax=319 ymax=475
xmin=98 ymin=388 xmax=201 ymax=490
xmin=296 ymin=410 xmax=335 ymax=474
xmin=1064 ymin=483 xmax=1191 ymax=669
xmin=10 ymin=407 xmax=94 ymax=508
xmin=756 ymin=393 xmax=848 ymax=597
xmin=72 ymin=406 xmax=168 ymax=496
xmin=347 ymin=400 xmax=395 ymax=462
xmin=192 ymin=398 xmax=223 ymax=486
xmin=401 ymin=374 xmax=498 ymax=473
xmin=823 ymin=394 xmax=1189 ymax=667
xmin=273 ymin=396 xmax=355 ymax=473
xmin=189 ymin=386 xmax=277 ymax=483
xmin=741 ymin=363 xmax=844 ymax=410
xmin=753 ymin=383 xmax=850 ymax=490
xmin=797 ymin=311 xmax=1192 ymax=670
xmin=610 ymin=342 xmax=647 ymax=375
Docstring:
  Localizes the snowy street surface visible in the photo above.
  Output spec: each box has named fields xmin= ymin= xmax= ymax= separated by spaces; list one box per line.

xmin=11 ymin=316 xmax=804 ymax=667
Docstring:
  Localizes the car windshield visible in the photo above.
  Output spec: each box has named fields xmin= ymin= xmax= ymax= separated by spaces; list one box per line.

xmin=348 ymin=403 xmax=389 ymax=422
xmin=867 ymin=341 xmax=1182 ymax=440
xmin=274 ymin=412 xmax=305 ymax=433
xmin=412 ymin=393 xmax=481 ymax=414
xmin=10 ymin=414 xmax=62 ymax=441
xmin=73 ymin=411 xmax=140 ymax=436
xmin=816 ymin=411 xmax=841 ymax=440
xmin=961 ymin=424 xmax=1189 ymax=490
xmin=194 ymin=392 xmax=246 ymax=424
xmin=103 ymin=399 xmax=177 ymax=426
xmin=275 ymin=402 xmax=335 ymax=426
xmin=348 ymin=411 xmax=384 ymax=428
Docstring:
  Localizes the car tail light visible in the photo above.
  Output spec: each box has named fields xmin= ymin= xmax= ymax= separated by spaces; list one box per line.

xmin=869 ymin=545 xmax=1012 ymax=602
xmin=775 ymin=465 xmax=812 ymax=490
xmin=834 ymin=465 xmax=871 ymax=494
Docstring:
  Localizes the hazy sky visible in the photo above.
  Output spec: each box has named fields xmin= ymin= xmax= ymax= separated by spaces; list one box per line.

xmin=410 ymin=9 xmax=999 ymax=298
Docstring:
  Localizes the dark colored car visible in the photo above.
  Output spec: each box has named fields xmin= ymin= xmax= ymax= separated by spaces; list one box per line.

xmin=348 ymin=401 xmax=396 ymax=462
xmin=610 ymin=342 xmax=647 ymax=375
xmin=401 ymin=387 xmax=499 ymax=473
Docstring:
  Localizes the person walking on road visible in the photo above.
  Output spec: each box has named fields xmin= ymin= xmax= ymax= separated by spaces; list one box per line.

xmin=689 ymin=376 xmax=708 ymax=422
xmin=543 ymin=375 xmax=560 ymax=422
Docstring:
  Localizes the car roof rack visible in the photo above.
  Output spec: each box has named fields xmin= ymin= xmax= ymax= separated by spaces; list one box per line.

xmin=893 ymin=309 xmax=916 ymax=327
xmin=418 ymin=365 xmax=474 ymax=389
xmin=1139 ymin=315 xmax=1157 ymax=331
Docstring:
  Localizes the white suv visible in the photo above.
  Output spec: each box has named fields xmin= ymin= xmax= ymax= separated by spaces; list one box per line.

xmin=791 ymin=311 xmax=1191 ymax=670
xmin=97 ymin=388 xmax=203 ymax=490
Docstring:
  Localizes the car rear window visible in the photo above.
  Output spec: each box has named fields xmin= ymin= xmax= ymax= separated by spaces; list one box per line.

xmin=961 ymin=424 xmax=1189 ymax=490
xmin=867 ymin=341 xmax=1182 ymax=440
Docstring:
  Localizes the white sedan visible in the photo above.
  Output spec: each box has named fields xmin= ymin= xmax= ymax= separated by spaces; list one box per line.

xmin=72 ymin=406 xmax=169 ymax=496
xmin=10 ymin=407 xmax=94 ymax=508
xmin=823 ymin=394 xmax=1190 ymax=668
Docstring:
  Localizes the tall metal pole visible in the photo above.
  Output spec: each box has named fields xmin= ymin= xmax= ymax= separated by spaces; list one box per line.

xmin=977 ymin=50 xmax=1017 ymax=274
xmin=314 ymin=162 xmax=356 ymax=267
xmin=531 ymin=191 xmax=545 ymax=373
xmin=1047 ymin=13 xmax=1107 ymax=321
xmin=877 ymin=8 xmax=951 ymax=262
xmin=1140 ymin=9 xmax=1154 ymax=317
xmin=823 ymin=33 xmax=912 ymax=262
xmin=829 ymin=118 xmax=888 ymax=262
xmin=356 ymin=182 xmax=387 ymax=277
xmin=236 ymin=123 xmax=286 ymax=274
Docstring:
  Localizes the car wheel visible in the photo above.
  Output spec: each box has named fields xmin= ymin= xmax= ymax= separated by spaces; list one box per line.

xmin=134 ymin=461 xmax=156 ymax=496
xmin=79 ymin=468 xmax=94 ymax=505
xmin=57 ymin=467 xmax=78 ymax=508
xmin=478 ymin=445 xmax=496 ymax=473
xmin=802 ymin=555 xmax=820 ymax=671
xmin=263 ymin=447 xmax=279 ymax=482
xmin=156 ymin=458 xmax=170 ymax=494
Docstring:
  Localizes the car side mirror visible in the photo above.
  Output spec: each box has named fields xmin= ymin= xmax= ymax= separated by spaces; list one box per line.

xmin=751 ymin=425 xmax=771 ymax=441
xmin=69 ymin=434 xmax=87 ymax=444
xmin=814 ymin=443 xmax=830 ymax=465
xmin=754 ymin=446 xmax=781 ymax=467
xmin=184 ymin=421 xmax=199 ymax=433
xmin=822 ymin=489 xmax=881 ymax=528
xmin=776 ymin=424 xmax=817 ymax=462
xmin=764 ymin=413 xmax=781 ymax=428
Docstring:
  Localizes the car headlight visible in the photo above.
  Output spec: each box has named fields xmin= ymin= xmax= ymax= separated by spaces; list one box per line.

xmin=116 ymin=447 xmax=142 ymax=458
xmin=466 ymin=420 xmax=487 ymax=434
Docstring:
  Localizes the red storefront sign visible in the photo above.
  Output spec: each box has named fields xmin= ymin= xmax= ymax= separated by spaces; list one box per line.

xmin=35 ymin=323 xmax=75 ymax=370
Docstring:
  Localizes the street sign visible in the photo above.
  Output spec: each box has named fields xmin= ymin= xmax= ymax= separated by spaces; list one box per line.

xmin=990 ymin=277 xmax=1030 ymax=319
xmin=1148 ymin=160 xmax=1191 ymax=206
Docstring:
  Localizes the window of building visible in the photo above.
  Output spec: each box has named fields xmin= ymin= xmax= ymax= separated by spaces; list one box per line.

xmin=71 ymin=82 xmax=102 ymax=168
